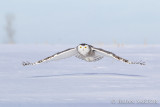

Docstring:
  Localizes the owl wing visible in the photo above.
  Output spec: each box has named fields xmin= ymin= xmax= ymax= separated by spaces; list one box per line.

xmin=23 ymin=48 xmax=77 ymax=66
xmin=92 ymin=47 xmax=145 ymax=65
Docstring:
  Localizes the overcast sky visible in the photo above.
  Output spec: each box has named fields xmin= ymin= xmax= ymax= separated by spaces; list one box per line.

xmin=0 ymin=0 xmax=160 ymax=44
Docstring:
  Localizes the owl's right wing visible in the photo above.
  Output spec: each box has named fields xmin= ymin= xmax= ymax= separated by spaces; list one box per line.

xmin=23 ymin=48 xmax=77 ymax=66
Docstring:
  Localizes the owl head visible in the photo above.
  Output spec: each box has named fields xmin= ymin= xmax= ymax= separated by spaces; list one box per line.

xmin=77 ymin=43 xmax=91 ymax=56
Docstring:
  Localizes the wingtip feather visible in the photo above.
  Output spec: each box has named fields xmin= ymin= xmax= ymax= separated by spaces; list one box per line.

xmin=22 ymin=61 xmax=31 ymax=66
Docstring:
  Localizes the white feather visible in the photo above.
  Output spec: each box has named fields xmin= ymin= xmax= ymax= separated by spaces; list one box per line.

xmin=23 ymin=48 xmax=77 ymax=66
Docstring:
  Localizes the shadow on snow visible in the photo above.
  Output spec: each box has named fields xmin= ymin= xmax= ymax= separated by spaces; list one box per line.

xmin=29 ymin=72 xmax=144 ymax=78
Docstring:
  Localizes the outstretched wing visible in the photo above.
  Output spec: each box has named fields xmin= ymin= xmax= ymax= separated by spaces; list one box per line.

xmin=92 ymin=47 xmax=145 ymax=65
xmin=23 ymin=48 xmax=77 ymax=66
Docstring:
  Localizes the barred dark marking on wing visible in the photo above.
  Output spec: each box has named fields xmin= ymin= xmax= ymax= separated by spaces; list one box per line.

xmin=91 ymin=56 xmax=103 ymax=62
xmin=93 ymin=47 xmax=145 ymax=65
xmin=75 ymin=53 xmax=103 ymax=62
xmin=75 ymin=54 xmax=85 ymax=61
xmin=23 ymin=48 xmax=77 ymax=66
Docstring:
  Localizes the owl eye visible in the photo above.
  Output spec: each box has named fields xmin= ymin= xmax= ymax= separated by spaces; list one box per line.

xmin=80 ymin=46 xmax=82 ymax=48
xmin=85 ymin=47 xmax=87 ymax=48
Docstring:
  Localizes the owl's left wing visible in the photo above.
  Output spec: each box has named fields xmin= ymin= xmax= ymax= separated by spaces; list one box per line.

xmin=92 ymin=47 xmax=145 ymax=65
xmin=23 ymin=48 xmax=77 ymax=66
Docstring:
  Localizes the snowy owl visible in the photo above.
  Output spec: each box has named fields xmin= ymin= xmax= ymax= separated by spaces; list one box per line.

xmin=23 ymin=43 xmax=145 ymax=66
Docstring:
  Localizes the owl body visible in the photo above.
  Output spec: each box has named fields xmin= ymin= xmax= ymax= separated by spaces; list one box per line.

xmin=76 ymin=44 xmax=103 ymax=62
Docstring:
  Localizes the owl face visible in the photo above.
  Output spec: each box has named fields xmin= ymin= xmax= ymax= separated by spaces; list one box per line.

xmin=77 ymin=44 xmax=90 ymax=56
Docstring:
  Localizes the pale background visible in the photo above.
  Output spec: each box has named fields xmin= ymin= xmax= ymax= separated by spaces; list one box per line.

xmin=0 ymin=0 xmax=160 ymax=44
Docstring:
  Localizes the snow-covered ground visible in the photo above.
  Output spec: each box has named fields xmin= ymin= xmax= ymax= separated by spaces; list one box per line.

xmin=0 ymin=44 xmax=159 ymax=107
